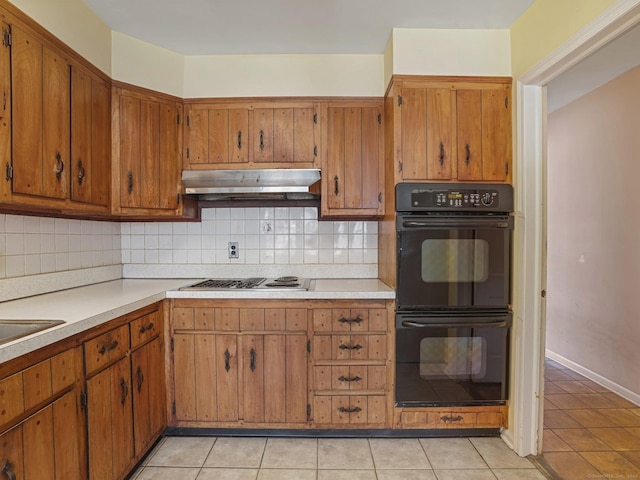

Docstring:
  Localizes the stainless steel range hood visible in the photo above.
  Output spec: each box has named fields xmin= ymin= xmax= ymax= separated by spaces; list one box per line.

xmin=182 ymin=169 xmax=321 ymax=200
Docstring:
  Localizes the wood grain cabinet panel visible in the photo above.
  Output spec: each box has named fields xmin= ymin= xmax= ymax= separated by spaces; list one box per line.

xmin=320 ymin=102 xmax=384 ymax=218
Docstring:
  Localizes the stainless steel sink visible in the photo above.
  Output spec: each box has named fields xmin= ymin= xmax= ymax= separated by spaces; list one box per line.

xmin=0 ymin=320 xmax=65 ymax=346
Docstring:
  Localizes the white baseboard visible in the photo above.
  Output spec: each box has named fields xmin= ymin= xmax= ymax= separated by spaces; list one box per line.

xmin=545 ymin=349 xmax=640 ymax=407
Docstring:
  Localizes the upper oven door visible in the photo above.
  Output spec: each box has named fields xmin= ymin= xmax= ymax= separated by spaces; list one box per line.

xmin=396 ymin=214 xmax=513 ymax=311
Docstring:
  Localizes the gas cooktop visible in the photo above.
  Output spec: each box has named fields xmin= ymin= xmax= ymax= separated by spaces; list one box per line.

xmin=180 ymin=276 xmax=310 ymax=291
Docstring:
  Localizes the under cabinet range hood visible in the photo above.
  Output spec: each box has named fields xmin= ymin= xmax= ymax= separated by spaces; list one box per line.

xmin=181 ymin=169 xmax=321 ymax=202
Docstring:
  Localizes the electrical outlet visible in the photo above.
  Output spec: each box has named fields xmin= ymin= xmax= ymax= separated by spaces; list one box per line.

xmin=228 ymin=241 xmax=239 ymax=259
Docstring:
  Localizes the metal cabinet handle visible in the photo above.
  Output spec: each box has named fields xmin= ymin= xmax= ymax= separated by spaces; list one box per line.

xmin=338 ymin=316 xmax=362 ymax=325
xmin=465 ymin=144 xmax=471 ymax=165
xmin=237 ymin=130 xmax=242 ymax=150
xmin=259 ymin=129 xmax=265 ymax=150
xmin=439 ymin=142 xmax=445 ymax=166
xmin=338 ymin=406 xmax=362 ymax=413
xmin=98 ymin=340 xmax=118 ymax=355
xmin=54 ymin=152 xmax=64 ymax=179
xmin=127 ymin=171 xmax=134 ymax=194
xmin=136 ymin=366 xmax=144 ymax=393
xmin=441 ymin=415 xmax=464 ymax=423
xmin=224 ymin=349 xmax=231 ymax=372
xmin=77 ymin=160 xmax=85 ymax=184
xmin=250 ymin=348 xmax=256 ymax=372
xmin=338 ymin=344 xmax=363 ymax=351
xmin=120 ymin=377 xmax=128 ymax=405
xmin=1 ymin=459 xmax=16 ymax=480
xmin=334 ymin=176 xmax=339 ymax=196
xmin=139 ymin=323 xmax=154 ymax=334
xmin=338 ymin=375 xmax=361 ymax=383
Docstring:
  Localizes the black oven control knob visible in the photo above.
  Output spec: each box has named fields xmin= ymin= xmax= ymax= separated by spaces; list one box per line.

xmin=481 ymin=192 xmax=494 ymax=206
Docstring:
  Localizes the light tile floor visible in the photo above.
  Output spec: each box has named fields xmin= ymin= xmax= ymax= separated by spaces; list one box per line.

xmin=542 ymin=357 xmax=640 ymax=479
xmin=130 ymin=436 xmax=547 ymax=480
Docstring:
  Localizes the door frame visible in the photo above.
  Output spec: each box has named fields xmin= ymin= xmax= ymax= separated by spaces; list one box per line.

xmin=505 ymin=0 xmax=640 ymax=456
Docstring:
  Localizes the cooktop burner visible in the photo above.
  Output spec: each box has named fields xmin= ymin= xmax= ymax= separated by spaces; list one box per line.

xmin=180 ymin=276 xmax=310 ymax=291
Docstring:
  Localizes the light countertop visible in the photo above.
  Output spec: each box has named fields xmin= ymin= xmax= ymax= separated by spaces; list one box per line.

xmin=0 ymin=278 xmax=394 ymax=364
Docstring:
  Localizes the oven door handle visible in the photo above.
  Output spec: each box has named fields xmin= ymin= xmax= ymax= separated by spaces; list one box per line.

xmin=402 ymin=220 xmax=512 ymax=229
xmin=401 ymin=320 xmax=509 ymax=328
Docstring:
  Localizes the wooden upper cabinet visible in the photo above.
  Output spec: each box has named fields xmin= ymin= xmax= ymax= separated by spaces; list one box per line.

xmin=394 ymin=77 xmax=512 ymax=183
xmin=113 ymin=85 xmax=183 ymax=215
xmin=12 ymin=25 xmax=70 ymax=200
xmin=70 ymin=65 xmax=111 ymax=207
xmin=184 ymin=101 xmax=318 ymax=169
xmin=321 ymin=102 xmax=384 ymax=218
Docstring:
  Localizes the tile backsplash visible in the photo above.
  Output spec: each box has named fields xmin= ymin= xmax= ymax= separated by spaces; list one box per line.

xmin=120 ymin=207 xmax=378 ymax=277
xmin=0 ymin=214 xmax=121 ymax=279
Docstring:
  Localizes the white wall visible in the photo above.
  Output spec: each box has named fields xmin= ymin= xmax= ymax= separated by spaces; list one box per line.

xmin=547 ymin=64 xmax=640 ymax=398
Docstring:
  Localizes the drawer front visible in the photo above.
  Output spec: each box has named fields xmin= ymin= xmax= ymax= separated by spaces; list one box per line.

xmin=396 ymin=407 xmax=506 ymax=429
xmin=313 ymin=308 xmax=387 ymax=333
xmin=313 ymin=335 xmax=387 ymax=361
xmin=84 ymin=324 xmax=130 ymax=376
xmin=130 ymin=310 xmax=161 ymax=348
xmin=313 ymin=365 xmax=386 ymax=391
xmin=313 ymin=395 xmax=386 ymax=425
xmin=0 ymin=373 xmax=24 ymax=429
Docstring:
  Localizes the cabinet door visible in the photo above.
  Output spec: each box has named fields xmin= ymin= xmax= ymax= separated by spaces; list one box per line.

xmin=229 ymin=108 xmax=249 ymax=163
xmin=119 ymin=94 xmax=141 ymax=208
xmin=400 ymin=87 xmax=454 ymax=181
xmin=456 ymin=89 xmax=483 ymax=181
xmin=51 ymin=390 xmax=87 ymax=480
xmin=132 ymin=336 xmax=166 ymax=456
xmin=251 ymin=106 xmax=315 ymax=164
xmin=481 ymin=86 xmax=512 ymax=182
xmin=322 ymin=103 xmax=383 ymax=217
xmin=87 ymin=356 xmax=134 ymax=480
xmin=70 ymin=65 xmax=111 ymax=207
xmin=0 ymin=425 xmax=23 ymax=480
xmin=240 ymin=334 xmax=264 ymax=423
xmin=12 ymin=27 xmax=70 ymax=199
xmin=140 ymin=99 xmax=161 ymax=209
xmin=158 ymin=103 xmax=180 ymax=210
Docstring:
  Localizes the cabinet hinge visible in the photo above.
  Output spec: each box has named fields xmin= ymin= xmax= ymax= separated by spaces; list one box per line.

xmin=176 ymin=193 xmax=181 ymax=205
xmin=397 ymin=95 xmax=402 ymax=106
xmin=377 ymin=113 xmax=382 ymax=124
xmin=186 ymin=115 xmax=190 ymax=127
xmin=378 ymin=192 xmax=382 ymax=204
xmin=2 ymin=29 xmax=11 ymax=47
xmin=313 ymin=145 xmax=318 ymax=157
xmin=80 ymin=391 xmax=88 ymax=409
xmin=186 ymin=148 xmax=190 ymax=159
xmin=398 ymin=161 xmax=403 ymax=173
xmin=306 ymin=403 xmax=311 ymax=421
xmin=313 ymin=112 xmax=318 ymax=124
xmin=172 ymin=402 xmax=176 ymax=415
xmin=5 ymin=162 xmax=13 ymax=181
xmin=177 ymin=114 xmax=180 ymax=125
xmin=170 ymin=338 xmax=174 ymax=352
xmin=505 ymin=162 xmax=509 ymax=175
xmin=306 ymin=339 xmax=311 ymax=353
xmin=505 ymin=96 xmax=509 ymax=109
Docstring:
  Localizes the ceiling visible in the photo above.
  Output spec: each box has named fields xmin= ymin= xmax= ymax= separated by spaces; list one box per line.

xmin=81 ymin=0 xmax=535 ymax=55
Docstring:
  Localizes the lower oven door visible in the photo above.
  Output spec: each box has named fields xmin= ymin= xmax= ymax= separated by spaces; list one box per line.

xmin=395 ymin=311 xmax=511 ymax=407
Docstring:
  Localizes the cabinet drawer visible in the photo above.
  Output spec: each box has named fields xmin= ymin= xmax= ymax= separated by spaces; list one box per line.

xmin=396 ymin=406 xmax=506 ymax=429
xmin=0 ymin=373 xmax=23 ymax=429
xmin=84 ymin=324 xmax=130 ymax=376
xmin=313 ymin=365 xmax=386 ymax=392
xmin=313 ymin=334 xmax=387 ymax=361
xmin=313 ymin=395 xmax=386 ymax=425
xmin=313 ymin=308 xmax=387 ymax=332
xmin=130 ymin=310 xmax=161 ymax=348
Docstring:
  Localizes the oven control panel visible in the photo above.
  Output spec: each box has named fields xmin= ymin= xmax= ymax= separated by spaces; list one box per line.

xmin=396 ymin=183 xmax=514 ymax=212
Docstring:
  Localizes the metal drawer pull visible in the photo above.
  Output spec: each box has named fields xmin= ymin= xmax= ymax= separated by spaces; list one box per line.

xmin=338 ymin=316 xmax=363 ymax=325
xmin=237 ymin=130 xmax=242 ymax=149
xmin=338 ymin=375 xmax=361 ymax=383
xmin=54 ymin=152 xmax=64 ymax=179
xmin=139 ymin=323 xmax=154 ymax=334
xmin=98 ymin=340 xmax=118 ymax=355
xmin=338 ymin=344 xmax=363 ymax=351
xmin=127 ymin=171 xmax=134 ymax=193
xmin=224 ymin=349 xmax=231 ymax=372
xmin=259 ymin=129 xmax=265 ymax=150
xmin=77 ymin=160 xmax=85 ymax=183
xmin=1 ymin=459 xmax=16 ymax=480
xmin=334 ymin=175 xmax=339 ymax=195
xmin=441 ymin=415 xmax=464 ymax=423
xmin=465 ymin=144 xmax=471 ymax=165
xmin=439 ymin=142 xmax=445 ymax=165
xmin=338 ymin=406 xmax=362 ymax=413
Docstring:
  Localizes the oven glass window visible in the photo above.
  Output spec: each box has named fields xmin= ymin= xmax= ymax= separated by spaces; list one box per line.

xmin=421 ymin=239 xmax=489 ymax=283
xmin=420 ymin=337 xmax=486 ymax=379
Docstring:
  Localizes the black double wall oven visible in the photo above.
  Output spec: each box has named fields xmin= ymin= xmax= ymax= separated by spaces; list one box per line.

xmin=395 ymin=183 xmax=514 ymax=407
